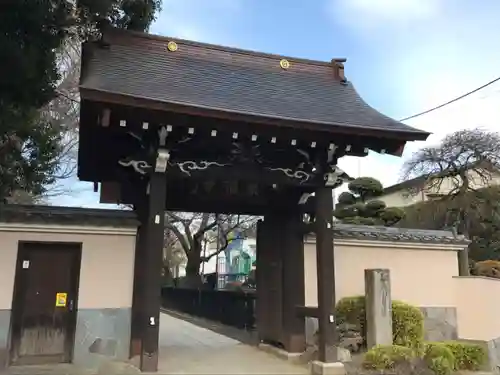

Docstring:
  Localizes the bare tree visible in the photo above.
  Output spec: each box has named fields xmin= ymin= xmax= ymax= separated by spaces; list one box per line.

xmin=401 ymin=129 xmax=500 ymax=273
xmin=165 ymin=212 xmax=258 ymax=286
xmin=40 ymin=37 xmax=82 ymax=198
xmin=6 ymin=38 xmax=82 ymax=204
xmin=402 ymin=129 xmax=500 ymax=197
xmin=162 ymin=230 xmax=187 ymax=284
xmin=402 ymin=129 xmax=500 ymax=230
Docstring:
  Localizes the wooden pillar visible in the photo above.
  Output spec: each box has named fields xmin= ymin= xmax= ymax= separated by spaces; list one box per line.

xmin=281 ymin=212 xmax=306 ymax=353
xmin=140 ymin=154 xmax=168 ymax=372
xmin=458 ymin=248 xmax=470 ymax=276
xmin=130 ymin=206 xmax=147 ymax=358
xmin=256 ymin=215 xmax=284 ymax=346
xmin=264 ymin=215 xmax=283 ymax=344
xmin=315 ymin=187 xmax=337 ymax=362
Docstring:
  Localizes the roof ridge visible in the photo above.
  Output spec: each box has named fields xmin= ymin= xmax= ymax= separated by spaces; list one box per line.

xmin=104 ymin=28 xmax=338 ymax=68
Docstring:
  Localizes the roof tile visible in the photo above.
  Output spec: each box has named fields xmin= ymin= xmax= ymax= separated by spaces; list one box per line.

xmin=80 ymin=30 xmax=429 ymax=139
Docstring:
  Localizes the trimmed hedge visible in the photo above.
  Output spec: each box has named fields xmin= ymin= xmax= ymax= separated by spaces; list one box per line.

xmin=339 ymin=295 xmax=487 ymax=374
xmin=363 ymin=344 xmax=414 ymax=370
xmin=473 ymin=260 xmax=500 ymax=278
xmin=442 ymin=341 xmax=487 ymax=371
xmin=363 ymin=342 xmax=487 ymax=374
xmin=423 ymin=342 xmax=455 ymax=375
xmin=363 ymin=341 xmax=487 ymax=375
xmin=335 ymin=296 xmax=424 ymax=349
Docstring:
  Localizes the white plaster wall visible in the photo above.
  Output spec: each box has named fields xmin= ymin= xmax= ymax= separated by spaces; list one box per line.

xmin=378 ymin=170 xmax=500 ymax=208
xmin=304 ymin=239 xmax=460 ymax=307
xmin=0 ymin=227 xmax=136 ymax=310
xmin=377 ymin=190 xmax=427 ymax=207
xmin=454 ymin=276 xmax=500 ymax=341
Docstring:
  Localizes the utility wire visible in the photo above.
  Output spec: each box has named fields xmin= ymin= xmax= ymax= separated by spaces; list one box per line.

xmin=399 ymin=76 xmax=500 ymax=122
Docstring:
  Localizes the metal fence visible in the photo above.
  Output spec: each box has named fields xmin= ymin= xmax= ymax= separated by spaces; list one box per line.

xmin=217 ymin=273 xmax=249 ymax=289
xmin=161 ymin=287 xmax=256 ymax=330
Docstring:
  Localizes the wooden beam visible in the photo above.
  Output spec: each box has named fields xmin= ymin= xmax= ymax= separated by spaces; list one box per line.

xmin=119 ymin=180 xmax=317 ymax=215
xmin=295 ymin=306 xmax=320 ymax=318
xmin=166 ymin=162 xmax=321 ymax=188
xmin=140 ymin=170 xmax=167 ymax=372
xmin=301 ymin=222 xmax=316 ymax=235
xmin=315 ymin=186 xmax=337 ymax=363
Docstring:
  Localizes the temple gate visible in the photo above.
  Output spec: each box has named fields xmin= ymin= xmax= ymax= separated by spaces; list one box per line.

xmin=77 ymin=28 xmax=429 ymax=372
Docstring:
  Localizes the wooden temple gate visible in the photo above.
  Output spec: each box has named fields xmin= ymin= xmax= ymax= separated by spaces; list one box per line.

xmin=77 ymin=28 xmax=429 ymax=372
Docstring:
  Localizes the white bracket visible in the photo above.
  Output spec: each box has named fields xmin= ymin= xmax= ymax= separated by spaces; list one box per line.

xmin=298 ymin=193 xmax=313 ymax=205
xmin=155 ymin=149 xmax=170 ymax=173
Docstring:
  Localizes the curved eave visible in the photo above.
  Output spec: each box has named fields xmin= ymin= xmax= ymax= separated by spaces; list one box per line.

xmin=79 ymin=86 xmax=430 ymax=144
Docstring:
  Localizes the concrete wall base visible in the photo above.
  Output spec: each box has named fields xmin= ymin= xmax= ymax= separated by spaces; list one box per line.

xmin=0 ymin=310 xmax=10 ymax=370
xmin=421 ymin=306 xmax=458 ymax=341
xmin=486 ymin=337 xmax=500 ymax=373
xmin=73 ymin=308 xmax=131 ymax=369
xmin=310 ymin=361 xmax=346 ymax=375
xmin=258 ymin=343 xmax=304 ymax=364
xmin=97 ymin=360 xmax=141 ymax=375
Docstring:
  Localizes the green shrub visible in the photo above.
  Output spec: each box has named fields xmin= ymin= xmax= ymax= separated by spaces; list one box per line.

xmin=335 ymin=296 xmax=366 ymax=332
xmin=363 ymin=344 xmax=414 ymax=370
xmin=443 ymin=341 xmax=487 ymax=370
xmin=423 ymin=342 xmax=455 ymax=375
xmin=335 ymin=296 xmax=424 ymax=349
xmin=473 ymin=260 xmax=500 ymax=279
xmin=392 ymin=300 xmax=425 ymax=349
xmin=362 ymin=342 xmax=484 ymax=375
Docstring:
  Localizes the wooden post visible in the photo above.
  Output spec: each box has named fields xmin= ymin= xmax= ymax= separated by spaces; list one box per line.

xmin=315 ymin=186 xmax=337 ymax=362
xmin=458 ymin=248 xmax=470 ymax=276
xmin=130 ymin=204 xmax=146 ymax=358
xmin=256 ymin=215 xmax=284 ymax=346
xmin=281 ymin=212 xmax=306 ymax=353
xmin=140 ymin=152 xmax=169 ymax=372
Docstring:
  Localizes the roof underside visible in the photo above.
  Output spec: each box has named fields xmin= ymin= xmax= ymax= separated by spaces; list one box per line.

xmin=80 ymin=29 xmax=429 ymax=141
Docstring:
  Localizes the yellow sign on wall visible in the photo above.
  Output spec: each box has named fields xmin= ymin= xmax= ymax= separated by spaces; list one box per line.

xmin=55 ymin=293 xmax=67 ymax=307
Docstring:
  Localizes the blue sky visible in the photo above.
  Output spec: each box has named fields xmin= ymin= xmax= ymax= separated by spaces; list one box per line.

xmin=56 ymin=0 xmax=500 ymax=207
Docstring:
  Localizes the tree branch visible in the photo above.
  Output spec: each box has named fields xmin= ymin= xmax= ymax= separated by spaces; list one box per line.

xmin=165 ymin=217 xmax=191 ymax=254
xmin=200 ymin=216 xmax=259 ymax=262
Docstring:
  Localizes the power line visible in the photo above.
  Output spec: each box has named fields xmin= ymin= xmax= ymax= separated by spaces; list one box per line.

xmin=399 ymin=76 xmax=500 ymax=122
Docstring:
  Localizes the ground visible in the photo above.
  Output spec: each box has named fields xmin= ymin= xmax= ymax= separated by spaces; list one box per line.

xmin=156 ymin=312 xmax=308 ymax=374
xmin=2 ymin=312 xmax=309 ymax=375
xmin=3 ymin=313 xmax=494 ymax=375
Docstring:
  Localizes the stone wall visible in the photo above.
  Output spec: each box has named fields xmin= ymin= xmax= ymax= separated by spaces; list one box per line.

xmin=73 ymin=308 xmax=131 ymax=369
xmin=487 ymin=337 xmax=500 ymax=373
xmin=0 ymin=310 xmax=10 ymax=368
xmin=305 ymin=307 xmax=459 ymax=348
xmin=305 ymin=317 xmax=318 ymax=347
xmin=421 ymin=307 xmax=458 ymax=341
